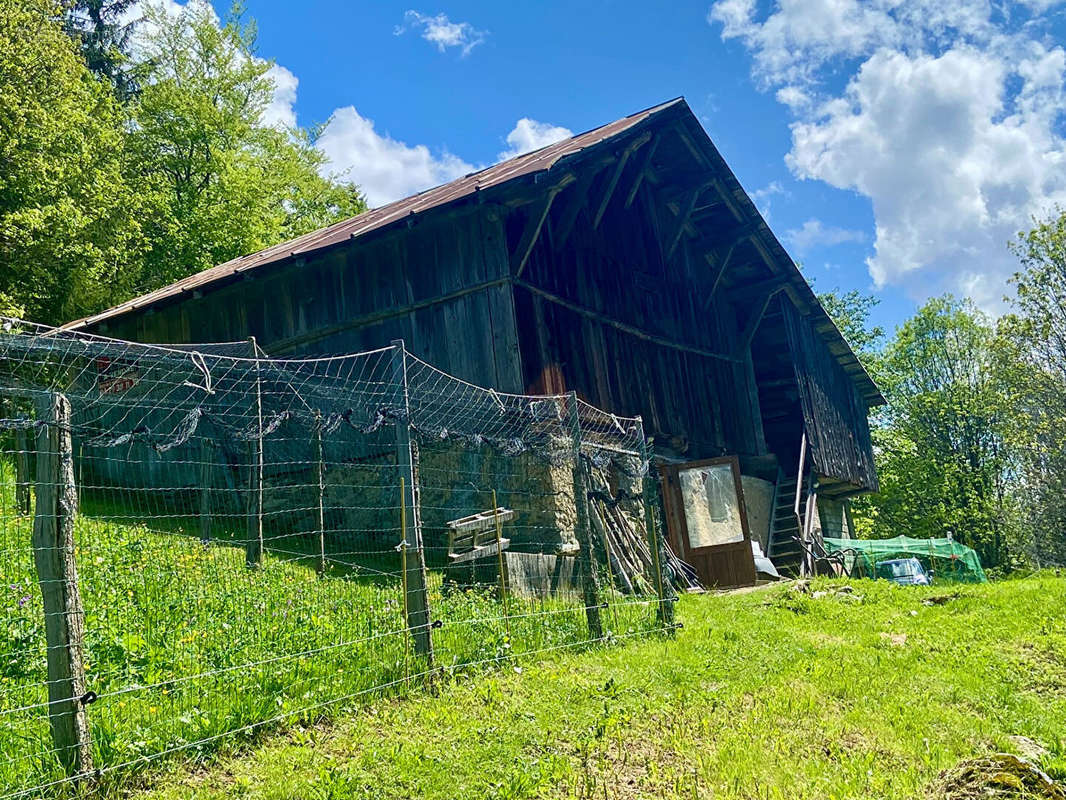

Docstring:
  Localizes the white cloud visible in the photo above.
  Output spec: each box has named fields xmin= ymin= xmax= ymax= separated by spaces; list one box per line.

xmin=709 ymin=0 xmax=1066 ymax=310
xmin=316 ymin=112 xmax=578 ymax=207
xmin=751 ymin=180 xmax=788 ymax=220
xmin=126 ymin=1 xmax=299 ymax=130
xmin=498 ymin=118 xmax=573 ymax=160
xmin=316 ymin=107 xmax=477 ymax=207
xmin=785 ymin=218 xmax=866 ymax=254
xmin=395 ymin=10 xmax=487 ymax=56
xmin=126 ymin=4 xmax=573 ymax=216
xmin=263 ymin=64 xmax=298 ymax=129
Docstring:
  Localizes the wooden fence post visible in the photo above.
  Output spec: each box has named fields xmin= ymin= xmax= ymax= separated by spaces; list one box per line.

xmin=567 ymin=392 xmax=603 ymax=641
xmin=199 ymin=438 xmax=212 ymax=544
xmin=15 ymin=421 xmax=31 ymax=516
xmin=245 ymin=440 xmax=263 ymax=566
xmin=390 ymin=340 xmax=434 ymax=663
xmin=32 ymin=393 xmax=92 ymax=778
xmin=638 ymin=420 xmax=674 ymax=628
xmin=245 ymin=339 xmax=264 ymax=567
xmin=314 ymin=411 xmax=326 ymax=575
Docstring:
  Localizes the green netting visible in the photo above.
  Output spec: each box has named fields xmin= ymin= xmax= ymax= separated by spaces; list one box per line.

xmin=824 ymin=535 xmax=988 ymax=583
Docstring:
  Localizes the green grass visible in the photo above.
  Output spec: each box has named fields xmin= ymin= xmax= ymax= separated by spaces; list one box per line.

xmin=0 ymin=466 xmax=659 ymax=798
xmin=134 ymin=574 xmax=1066 ymax=800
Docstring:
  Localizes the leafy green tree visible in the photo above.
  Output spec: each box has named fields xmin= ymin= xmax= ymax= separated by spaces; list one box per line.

xmin=0 ymin=0 xmax=145 ymax=323
xmin=126 ymin=1 xmax=365 ymax=292
xmin=64 ymin=0 xmax=139 ymax=100
xmin=817 ymin=288 xmax=885 ymax=371
xmin=998 ymin=210 xmax=1066 ymax=565
xmin=859 ymin=297 xmax=1015 ymax=567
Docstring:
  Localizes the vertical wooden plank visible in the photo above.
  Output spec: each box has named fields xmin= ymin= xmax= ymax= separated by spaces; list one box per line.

xmin=199 ymin=438 xmax=212 ymax=544
xmin=314 ymin=412 xmax=326 ymax=575
xmin=743 ymin=351 xmax=768 ymax=455
xmin=638 ymin=423 xmax=674 ymax=627
xmin=486 ymin=283 xmax=523 ymax=393
xmin=391 ymin=340 xmax=434 ymax=662
xmin=567 ymin=392 xmax=603 ymax=640
xmin=32 ymin=393 xmax=92 ymax=778
xmin=843 ymin=499 xmax=856 ymax=540
xmin=245 ymin=339 xmax=264 ymax=567
xmin=245 ymin=440 xmax=262 ymax=566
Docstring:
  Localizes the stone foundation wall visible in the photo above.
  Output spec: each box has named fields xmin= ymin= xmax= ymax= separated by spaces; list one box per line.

xmin=417 ymin=439 xmax=577 ymax=564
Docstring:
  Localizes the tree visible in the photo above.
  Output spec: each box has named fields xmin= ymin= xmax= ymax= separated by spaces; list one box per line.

xmin=859 ymin=297 xmax=1016 ymax=568
xmin=817 ymin=288 xmax=885 ymax=370
xmin=125 ymin=1 xmax=365 ymax=293
xmin=998 ymin=210 xmax=1066 ymax=565
xmin=0 ymin=0 xmax=145 ymax=323
xmin=64 ymin=0 xmax=139 ymax=100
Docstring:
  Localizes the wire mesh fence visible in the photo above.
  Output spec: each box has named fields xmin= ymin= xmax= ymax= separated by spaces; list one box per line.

xmin=0 ymin=319 xmax=674 ymax=798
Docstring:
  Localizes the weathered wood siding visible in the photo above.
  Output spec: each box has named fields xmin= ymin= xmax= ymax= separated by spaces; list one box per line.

xmin=106 ymin=207 xmax=522 ymax=392
xmin=513 ymin=184 xmax=763 ymax=459
xmin=782 ymin=299 xmax=878 ymax=491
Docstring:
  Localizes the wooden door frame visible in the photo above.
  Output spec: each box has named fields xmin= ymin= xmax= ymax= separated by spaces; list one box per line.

xmin=658 ymin=455 xmax=757 ymax=588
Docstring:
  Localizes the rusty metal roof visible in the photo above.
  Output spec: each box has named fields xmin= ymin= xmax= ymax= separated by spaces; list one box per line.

xmin=62 ymin=96 xmax=882 ymax=406
xmin=63 ymin=98 xmax=687 ymax=332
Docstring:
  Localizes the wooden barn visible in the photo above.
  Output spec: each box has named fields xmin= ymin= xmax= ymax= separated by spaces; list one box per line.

xmin=63 ymin=97 xmax=882 ymax=586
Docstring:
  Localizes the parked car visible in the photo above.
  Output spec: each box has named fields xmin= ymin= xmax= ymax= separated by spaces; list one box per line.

xmin=874 ymin=557 xmax=932 ymax=586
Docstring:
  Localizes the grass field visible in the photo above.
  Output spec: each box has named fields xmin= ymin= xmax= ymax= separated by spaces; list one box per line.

xmin=0 ymin=465 xmax=660 ymax=798
xmin=135 ymin=573 xmax=1066 ymax=800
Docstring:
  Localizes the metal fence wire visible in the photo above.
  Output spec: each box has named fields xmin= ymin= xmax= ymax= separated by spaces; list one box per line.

xmin=0 ymin=319 xmax=674 ymax=798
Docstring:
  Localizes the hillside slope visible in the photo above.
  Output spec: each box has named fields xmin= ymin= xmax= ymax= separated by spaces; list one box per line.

xmin=142 ymin=575 xmax=1066 ymax=800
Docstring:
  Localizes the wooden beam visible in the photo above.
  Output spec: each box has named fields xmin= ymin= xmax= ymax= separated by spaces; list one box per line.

xmin=742 ymin=351 xmax=768 ymax=455
xmin=710 ymin=177 xmax=745 ymax=224
xmin=727 ymin=276 xmax=790 ymax=303
xmin=593 ymin=131 xmax=651 ymax=229
xmin=734 ymin=284 xmax=786 ymax=357
xmin=691 ymin=222 xmax=761 ymax=259
xmin=673 ymin=124 xmax=712 ymax=170
xmin=624 ymin=135 xmax=660 ymax=209
xmin=692 ymin=200 xmax=724 ymax=215
xmin=269 ymin=275 xmax=513 ymax=355
xmin=748 ymin=233 xmax=793 ymax=283
xmin=553 ymin=160 xmax=611 ymax=252
xmin=702 ymin=238 xmax=743 ymax=310
xmin=745 ymin=232 xmax=813 ymax=315
xmin=514 ymin=279 xmax=741 ymax=363
xmin=512 ymin=174 xmax=575 ymax=277
xmin=665 ymin=186 xmax=703 ymax=261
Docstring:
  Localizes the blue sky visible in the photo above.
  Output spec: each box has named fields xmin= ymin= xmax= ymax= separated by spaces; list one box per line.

xmin=205 ymin=0 xmax=1066 ymax=333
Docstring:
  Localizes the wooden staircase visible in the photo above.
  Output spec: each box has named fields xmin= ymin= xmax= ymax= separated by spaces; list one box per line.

xmin=767 ymin=432 xmax=818 ymax=577
xmin=767 ymin=471 xmax=804 ymax=576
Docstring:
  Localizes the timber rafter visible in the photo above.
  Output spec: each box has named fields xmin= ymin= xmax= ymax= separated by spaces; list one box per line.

xmin=512 ymin=173 xmax=576 ymax=277
xmin=592 ymin=131 xmax=652 ymax=229
xmin=552 ymin=158 xmax=614 ymax=252
xmin=624 ymin=136 xmax=660 ymax=209
xmin=733 ymin=282 xmax=787 ymax=357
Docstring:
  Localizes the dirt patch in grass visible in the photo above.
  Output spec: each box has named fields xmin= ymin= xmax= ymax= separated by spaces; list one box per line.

xmin=807 ymin=630 xmax=848 ymax=647
xmin=935 ymin=754 xmax=1066 ymax=799
xmin=1013 ymin=643 xmax=1066 ymax=697
xmin=564 ymin=734 xmax=686 ymax=800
